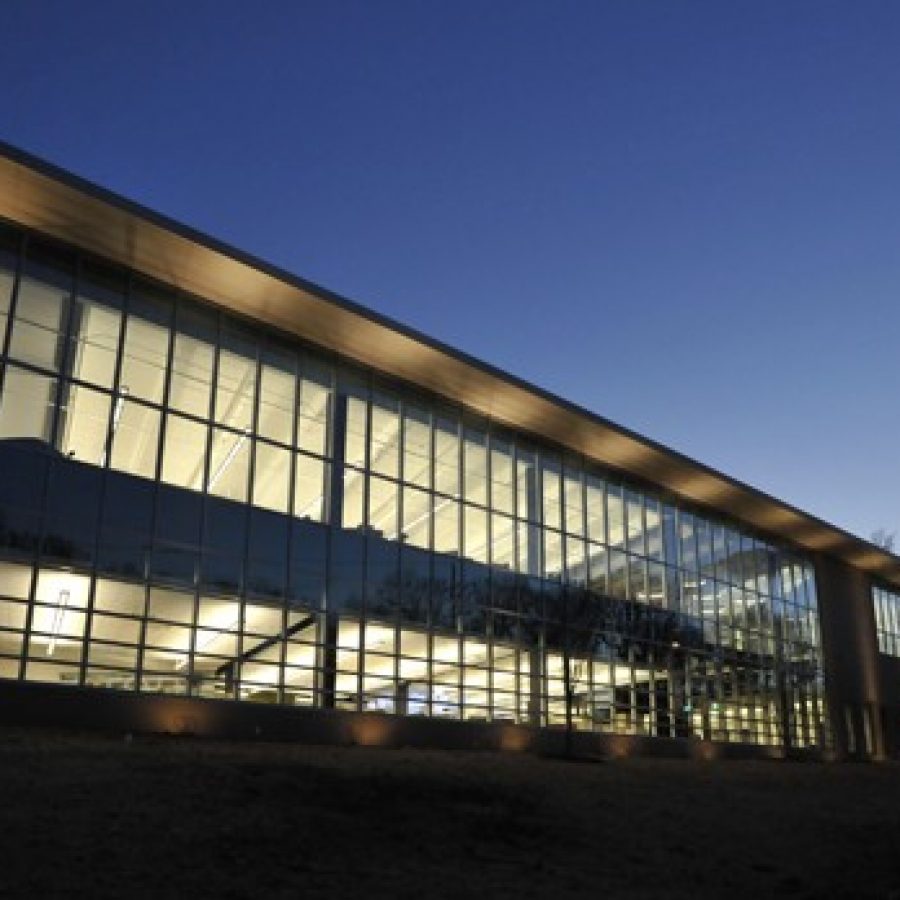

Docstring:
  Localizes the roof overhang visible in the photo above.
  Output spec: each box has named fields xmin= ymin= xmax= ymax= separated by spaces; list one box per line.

xmin=2 ymin=141 xmax=899 ymax=588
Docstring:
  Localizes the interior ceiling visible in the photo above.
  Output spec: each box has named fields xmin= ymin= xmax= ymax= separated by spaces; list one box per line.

xmin=2 ymin=141 xmax=899 ymax=590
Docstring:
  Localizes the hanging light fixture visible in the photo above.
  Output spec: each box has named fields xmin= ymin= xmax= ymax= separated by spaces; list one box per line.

xmin=100 ymin=385 xmax=129 ymax=466
xmin=47 ymin=588 xmax=71 ymax=656
xmin=208 ymin=427 xmax=251 ymax=489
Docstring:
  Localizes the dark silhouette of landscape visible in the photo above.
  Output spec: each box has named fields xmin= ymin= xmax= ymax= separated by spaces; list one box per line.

xmin=1 ymin=726 xmax=898 ymax=898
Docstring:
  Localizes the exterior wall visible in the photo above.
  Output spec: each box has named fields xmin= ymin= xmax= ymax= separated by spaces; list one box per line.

xmin=0 ymin=678 xmax=794 ymax=762
xmin=815 ymin=553 xmax=888 ymax=758
xmin=878 ymin=655 xmax=900 ymax=758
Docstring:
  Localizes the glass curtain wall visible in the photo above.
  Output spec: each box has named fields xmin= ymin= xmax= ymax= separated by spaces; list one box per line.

xmin=0 ymin=220 xmax=830 ymax=749
xmin=873 ymin=586 xmax=900 ymax=657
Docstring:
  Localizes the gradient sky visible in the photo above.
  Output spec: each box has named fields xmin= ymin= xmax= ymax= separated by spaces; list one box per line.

xmin=3 ymin=0 xmax=899 ymax=543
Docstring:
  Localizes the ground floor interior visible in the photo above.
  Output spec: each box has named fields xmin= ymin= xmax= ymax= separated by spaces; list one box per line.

xmin=0 ymin=559 xmax=827 ymax=750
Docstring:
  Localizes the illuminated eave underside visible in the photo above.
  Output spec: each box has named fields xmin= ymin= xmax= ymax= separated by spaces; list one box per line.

xmin=2 ymin=141 xmax=898 ymax=588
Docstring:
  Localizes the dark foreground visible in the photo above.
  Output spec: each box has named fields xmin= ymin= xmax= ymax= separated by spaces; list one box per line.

xmin=1 ymin=727 xmax=898 ymax=899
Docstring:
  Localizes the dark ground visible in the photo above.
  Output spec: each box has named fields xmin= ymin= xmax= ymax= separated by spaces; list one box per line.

xmin=0 ymin=727 xmax=898 ymax=899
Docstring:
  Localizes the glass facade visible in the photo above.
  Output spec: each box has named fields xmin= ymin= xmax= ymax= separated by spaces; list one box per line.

xmin=0 ymin=220 xmax=830 ymax=748
xmin=873 ymin=586 xmax=900 ymax=657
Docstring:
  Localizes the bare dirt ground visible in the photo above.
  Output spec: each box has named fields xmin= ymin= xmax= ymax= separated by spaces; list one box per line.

xmin=0 ymin=727 xmax=898 ymax=899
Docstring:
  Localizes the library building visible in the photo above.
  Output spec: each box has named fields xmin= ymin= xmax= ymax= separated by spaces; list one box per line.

xmin=1 ymin=142 xmax=897 ymax=760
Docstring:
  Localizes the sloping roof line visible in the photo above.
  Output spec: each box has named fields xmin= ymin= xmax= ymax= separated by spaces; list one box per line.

xmin=2 ymin=140 xmax=898 ymax=587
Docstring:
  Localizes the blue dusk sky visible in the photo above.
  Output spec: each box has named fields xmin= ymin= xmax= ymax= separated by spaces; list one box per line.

xmin=2 ymin=1 xmax=899 ymax=544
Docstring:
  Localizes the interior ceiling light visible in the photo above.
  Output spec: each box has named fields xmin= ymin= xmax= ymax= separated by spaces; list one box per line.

xmin=100 ymin=384 xmax=129 ymax=466
xmin=47 ymin=588 xmax=70 ymax=656
xmin=208 ymin=427 xmax=250 ymax=489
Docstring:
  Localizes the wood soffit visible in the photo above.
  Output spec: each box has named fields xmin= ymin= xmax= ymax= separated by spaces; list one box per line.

xmin=2 ymin=143 xmax=899 ymax=590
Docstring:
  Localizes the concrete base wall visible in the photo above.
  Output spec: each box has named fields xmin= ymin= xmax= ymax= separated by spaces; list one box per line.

xmin=0 ymin=680 xmax=821 ymax=763
xmin=814 ymin=553 xmax=900 ymax=760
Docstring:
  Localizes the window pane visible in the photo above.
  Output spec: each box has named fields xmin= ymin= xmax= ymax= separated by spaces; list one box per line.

xmin=516 ymin=449 xmax=537 ymax=522
xmin=343 ymin=383 xmax=367 ymax=468
xmin=516 ymin=520 xmax=537 ymax=577
xmin=57 ymin=382 xmax=111 ymax=465
xmin=541 ymin=457 xmax=561 ymax=531
xmin=32 ymin=570 xmax=90 ymax=658
xmin=297 ymin=358 xmax=330 ymax=456
xmin=110 ymin=400 xmax=160 ymax=480
xmin=294 ymin=453 xmax=326 ymax=522
xmin=341 ymin=467 xmax=364 ymax=529
xmin=680 ymin=513 xmax=697 ymax=572
xmin=463 ymin=504 xmax=488 ymax=563
xmin=586 ymin=474 xmax=605 ymax=543
xmin=713 ymin=525 xmax=728 ymax=581
xmin=607 ymin=485 xmax=625 ymax=550
xmin=588 ymin=543 xmax=608 ymax=595
xmin=434 ymin=497 xmax=459 ymax=554
xmin=0 ymin=561 xmax=33 ymax=600
xmin=490 ymin=438 xmax=514 ymax=515
xmin=697 ymin=518 xmax=714 ymax=578
xmin=370 ymin=392 xmax=399 ymax=478
xmin=543 ymin=529 xmax=563 ymax=580
xmin=648 ymin=561 xmax=665 ymax=607
xmin=625 ymin=489 xmax=644 ymax=556
xmin=258 ymin=344 xmax=296 ymax=445
xmin=609 ymin=550 xmax=627 ymax=600
xmin=66 ymin=262 xmax=124 ymax=389
xmin=491 ymin=513 xmax=514 ymax=570
xmin=663 ymin=504 xmax=679 ymax=565
xmin=120 ymin=284 xmax=171 ymax=404
xmin=402 ymin=486 xmax=430 ymax=549
xmin=9 ymin=246 xmax=72 ymax=372
xmin=169 ymin=303 xmax=215 ymax=418
xmin=94 ymin=578 xmax=145 ymax=616
xmin=368 ymin=475 xmax=398 ymax=538
xmin=215 ymin=326 xmax=257 ymax=429
xmin=564 ymin=466 xmax=584 ymax=535
xmin=463 ymin=427 xmax=487 ymax=506
xmin=0 ymin=365 xmax=56 ymax=441
xmin=434 ymin=416 xmax=459 ymax=497
xmin=565 ymin=536 xmax=586 ymax=585
xmin=646 ymin=497 xmax=662 ymax=559
xmin=208 ymin=426 xmax=250 ymax=502
xmin=161 ymin=413 xmax=207 ymax=490
xmin=147 ymin=586 xmax=195 ymax=624
xmin=253 ymin=441 xmax=290 ymax=514
xmin=403 ymin=405 xmax=430 ymax=488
